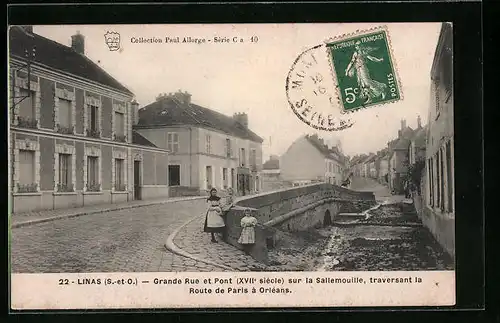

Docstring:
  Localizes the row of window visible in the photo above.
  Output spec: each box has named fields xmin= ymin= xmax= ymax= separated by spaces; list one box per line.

xmin=167 ymin=132 xmax=258 ymax=167
xmin=327 ymin=161 xmax=342 ymax=174
xmin=205 ymin=166 xmax=236 ymax=190
xmin=16 ymin=88 xmax=126 ymax=140
xmin=17 ymin=149 xmax=126 ymax=193
xmin=427 ymin=139 xmax=453 ymax=213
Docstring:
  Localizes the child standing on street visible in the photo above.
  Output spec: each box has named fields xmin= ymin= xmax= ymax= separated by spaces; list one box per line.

xmin=238 ymin=208 xmax=258 ymax=253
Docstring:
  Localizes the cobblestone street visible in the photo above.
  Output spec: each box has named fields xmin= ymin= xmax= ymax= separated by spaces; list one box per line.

xmin=11 ymin=199 xmax=223 ymax=273
xmin=11 ymin=178 xmax=454 ymax=273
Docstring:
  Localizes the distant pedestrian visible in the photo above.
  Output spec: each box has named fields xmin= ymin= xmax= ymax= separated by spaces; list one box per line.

xmin=404 ymin=180 xmax=411 ymax=198
xmin=238 ymin=208 xmax=258 ymax=253
xmin=204 ymin=188 xmax=225 ymax=243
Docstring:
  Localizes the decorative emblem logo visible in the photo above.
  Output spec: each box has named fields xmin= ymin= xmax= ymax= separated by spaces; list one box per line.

xmin=104 ymin=31 xmax=120 ymax=51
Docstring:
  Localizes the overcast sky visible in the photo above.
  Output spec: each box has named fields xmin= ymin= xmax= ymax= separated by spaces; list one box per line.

xmin=33 ymin=23 xmax=441 ymax=160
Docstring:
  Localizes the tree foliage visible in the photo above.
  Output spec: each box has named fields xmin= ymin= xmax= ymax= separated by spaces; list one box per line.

xmin=406 ymin=159 xmax=425 ymax=194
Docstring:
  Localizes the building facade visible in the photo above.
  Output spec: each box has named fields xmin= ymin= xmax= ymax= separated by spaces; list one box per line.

xmin=280 ymin=134 xmax=346 ymax=186
xmin=388 ymin=120 xmax=414 ymax=194
xmin=378 ymin=153 xmax=390 ymax=185
xmin=423 ymin=22 xmax=454 ymax=258
xmin=408 ymin=116 xmax=427 ymax=165
xmin=9 ymin=26 xmax=169 ymax=213
xmin=134 ymin=92 xmax=264 ymax=196
xmin=260 ymin=155 xmax=290 ymax=192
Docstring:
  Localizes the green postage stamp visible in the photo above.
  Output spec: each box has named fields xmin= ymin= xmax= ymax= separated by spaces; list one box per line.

xmin=326 ymin=26 xmax=402 ymax=113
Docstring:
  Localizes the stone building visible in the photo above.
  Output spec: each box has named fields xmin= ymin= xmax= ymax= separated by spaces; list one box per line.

xmin=9 ymin=26 xmax=169 ymax=213
xmin=260 ymin=155 xmax=289 ymax=192
xmin=377 ymin=150 xmax=390 ymax=185
xmin=423 ymin=22 xmax=454 ymax=258
xmin=280 ymin=134 xmax=347 ymax=186
xmin=388 ymin=120 xmax=414 ymax=194
xmin=408 ymin=116 xmax=427 ymax=165
xmin=133 ymin=92 xmax=264 ymax=196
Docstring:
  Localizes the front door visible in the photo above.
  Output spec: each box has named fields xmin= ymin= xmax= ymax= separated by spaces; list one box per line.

xmin=134 ymin=161 xmax=141 ymax=200
xmin=206 ymin=166 xmax=212 ymax=189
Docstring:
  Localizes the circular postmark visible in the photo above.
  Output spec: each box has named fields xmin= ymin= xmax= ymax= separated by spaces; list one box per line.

xmin=286 ymin=44 xmax=354 ymax=132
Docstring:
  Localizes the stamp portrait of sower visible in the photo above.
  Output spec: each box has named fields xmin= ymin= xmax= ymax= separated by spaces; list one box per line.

xmin=326 ymin=27 xmax=402 ymax=112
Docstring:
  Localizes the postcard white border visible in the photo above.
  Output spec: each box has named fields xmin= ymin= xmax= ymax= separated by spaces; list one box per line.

xmin=11 ymin=271 xmax=455 ymax=309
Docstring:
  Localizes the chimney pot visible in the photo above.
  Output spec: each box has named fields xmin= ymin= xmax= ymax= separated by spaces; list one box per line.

xmin=233 ymin=112 xmax=249 ymax=128
xmin=71 ymin=32 xmax=85 ymax=55
xmin=417 ymin=115 xmax=422 ymax=128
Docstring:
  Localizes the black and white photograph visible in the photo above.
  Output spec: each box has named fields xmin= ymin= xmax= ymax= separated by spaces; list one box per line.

xmin=9 ymin=22 xmax=456 ymax=309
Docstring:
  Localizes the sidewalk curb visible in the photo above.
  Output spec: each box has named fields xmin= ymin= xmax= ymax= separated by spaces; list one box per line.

xmin=12 ymin=196 xmax=206 ymax=229
xmin=164 ymin=215 xmax=235 ymax=272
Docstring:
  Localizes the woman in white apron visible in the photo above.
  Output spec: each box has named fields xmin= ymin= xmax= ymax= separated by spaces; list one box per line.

xmin=203 ymin=188 xmax=225 ymax=243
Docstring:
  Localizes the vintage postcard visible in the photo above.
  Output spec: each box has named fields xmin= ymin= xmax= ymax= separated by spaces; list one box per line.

xmin=9 ymin=22 xmax=455 ymax=310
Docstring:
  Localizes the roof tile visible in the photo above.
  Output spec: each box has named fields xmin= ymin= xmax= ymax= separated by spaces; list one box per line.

xmin=9 ymin=27 xmax=133 ymax=95
xmin=136 ymin=97 xmax=264 ymax=143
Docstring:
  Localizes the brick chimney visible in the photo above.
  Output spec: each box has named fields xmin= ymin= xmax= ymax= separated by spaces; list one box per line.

xmin=417 ymin=115 xmax=422 ymax=129
xmin=71 ymin=31 xmax=85 ymax=55
xmin=401 ymin=119 xmax=407 ymax=130
xmin=172 ymin=90 xmax=191 ymax=104
xmin=131 ymin=100 xmax=140 ymax=125
xmin=233 ymin=112 xmax=248 ymax=128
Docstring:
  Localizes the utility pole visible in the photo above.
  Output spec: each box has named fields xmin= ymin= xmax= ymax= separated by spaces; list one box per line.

xmin=10 ymin=43 xmax=36 ymax=111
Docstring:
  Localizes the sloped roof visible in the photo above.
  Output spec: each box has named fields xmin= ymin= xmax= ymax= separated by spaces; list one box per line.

xmin=9 ymin=27 xmax=133 ymax=96
xmin=392 ymin=127 xmax=415 ymax=151
xmin=305 ymin=135 xmax=346 ymax=164
xmin=350 ymin=155 xmax=367 ymax=165
xmin=135 ymin=97 xmax=264 ymax=143
xmin=263 ymin=158 xmax=280 ymax=170
xmin=305 ymin=135 xmax=330 ymax=155
xmin=132 ymin=131 xmax=157 ymax=147
xmin=364 ymin=154 xmax=377 ymax=163
xmin=412 ymin=125 xmax=428 ymax=149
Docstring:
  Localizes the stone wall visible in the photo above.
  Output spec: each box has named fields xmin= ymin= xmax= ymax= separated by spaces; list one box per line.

xmin=169 ymin=186 xmax=203 ymax=197
xmin=224 ymin=183 xmax=376 ymax=264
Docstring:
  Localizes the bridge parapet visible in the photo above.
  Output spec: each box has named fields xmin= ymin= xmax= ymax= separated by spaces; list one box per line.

xmin=224 ymin=183 xmax=376 ymax=264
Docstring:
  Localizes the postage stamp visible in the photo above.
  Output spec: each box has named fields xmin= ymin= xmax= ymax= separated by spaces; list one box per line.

xmin=8 ymin=22 xmax=455 ymax=310
xmin=325 ymin=26 xmax=402 ymax=113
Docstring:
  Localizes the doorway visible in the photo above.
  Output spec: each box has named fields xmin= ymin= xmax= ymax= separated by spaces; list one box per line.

xmin=206 ymin=166 xmax=213 ymax=189
xmin=134 ymin=160 xmax=141 ymax=200
xmin=168 ymin=165 xmax=180 ymax=186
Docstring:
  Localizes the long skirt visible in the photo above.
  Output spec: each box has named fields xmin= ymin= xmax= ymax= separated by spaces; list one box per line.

xmin=203 ymin=210 xmax=225 ymax=233
xmin=238 ymin=227 xmax=255 ymax=245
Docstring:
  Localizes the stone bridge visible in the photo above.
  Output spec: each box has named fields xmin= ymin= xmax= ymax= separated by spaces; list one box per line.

xmin=224 ymin=183 xmax=377 ymax=264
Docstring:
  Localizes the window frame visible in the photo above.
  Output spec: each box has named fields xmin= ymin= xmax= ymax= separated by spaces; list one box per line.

xmin=84 ymin=95 xmax=102 ymax=137
xmin=205 ymin=134 xmax=211 ymax=154
xmin=167 ymin=132 xmax=179 ymax=153
xmin=13 ymin=139 xmax=40 ymax=194
xmin=113 ymin=100 xmax=127 ymax=142
xmin=12 ymin=73 xmax=40 ymax=128
xmin=112 ymin=149 xmax=128 ymax=192
xmin=84 ymin=146 xmax=102 ymax=192
xmin=54 ymin=85 xmax=76 ymax=134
